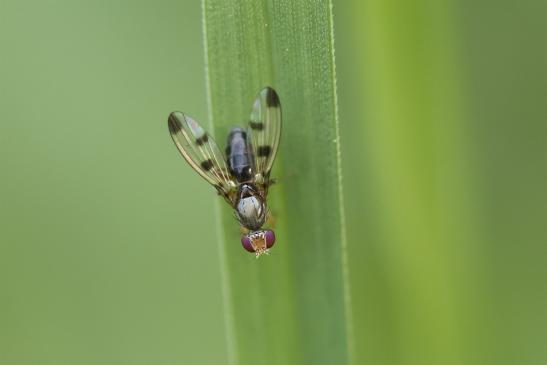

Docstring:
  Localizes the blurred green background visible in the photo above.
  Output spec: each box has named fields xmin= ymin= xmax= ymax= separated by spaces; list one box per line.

xmin=1 ymin=1 xmax=546 ymax=364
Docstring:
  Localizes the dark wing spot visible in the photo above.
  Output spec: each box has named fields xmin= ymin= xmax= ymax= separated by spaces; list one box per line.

xmin=195 ymin=133 xmax=209 ymax=146
xmin=265 ymin=88 xmax=280 ymax=108
xmin=201 ymin=159 xmax=214 ymax=171
xmin=257 ymin=145 xmax=271 ymax=157
xmin=249 ymin=121 xmax=264 ymax=130
xmin=168 ymin=114 xmax=181 ymax=134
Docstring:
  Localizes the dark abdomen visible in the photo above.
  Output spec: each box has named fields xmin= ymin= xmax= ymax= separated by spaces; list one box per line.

xmin=226 ymin=127 xmax=254 ymax=182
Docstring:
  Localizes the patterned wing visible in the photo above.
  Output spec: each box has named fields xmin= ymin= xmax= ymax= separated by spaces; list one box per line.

xmin=168 ymin=112 xmax=235 ymax=198
xmin=248 ymin=87 xmax=282 ymax=180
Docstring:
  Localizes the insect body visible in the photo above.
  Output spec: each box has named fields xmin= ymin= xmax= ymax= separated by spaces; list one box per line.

xmin=168 ymin=87 xmax=281 ymax=256
xmin=226 ymin=127 xmax=254 ymax=182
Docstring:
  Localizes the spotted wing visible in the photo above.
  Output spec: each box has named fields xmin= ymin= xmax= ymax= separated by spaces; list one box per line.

xmin=168 ymin=112 xmax=234 ymax=197
xmin=248 ymin=87 xmax=282 ymax=180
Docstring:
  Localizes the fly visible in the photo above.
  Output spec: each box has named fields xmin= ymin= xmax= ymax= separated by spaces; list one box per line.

xmin=168 ymin=87 xmax=282 ymax=257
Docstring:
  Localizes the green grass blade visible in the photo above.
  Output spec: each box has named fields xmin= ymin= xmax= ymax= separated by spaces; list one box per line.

xmin=202 ymin=1 xmax=351 ymax=364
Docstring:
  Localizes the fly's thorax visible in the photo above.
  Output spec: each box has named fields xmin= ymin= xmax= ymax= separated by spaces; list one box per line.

xmin=236 ymin=183 xmax=266 ymax=231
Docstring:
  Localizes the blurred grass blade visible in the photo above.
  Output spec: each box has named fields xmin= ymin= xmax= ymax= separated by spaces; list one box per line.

xmin=202 ymin=1 xmax=352 ymax=364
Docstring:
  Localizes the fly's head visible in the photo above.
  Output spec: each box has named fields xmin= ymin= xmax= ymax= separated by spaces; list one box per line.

xmin=241 ymin=229 xmax=276 ymax=257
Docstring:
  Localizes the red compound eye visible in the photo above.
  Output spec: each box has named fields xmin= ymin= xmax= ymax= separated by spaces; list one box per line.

xmin=265 ymin=230 xmax=276 ymax=248
xmin=241 ymin=235 xmax=254 ymax=253
xmin=241 ymin=230 xmax=276 ymax=254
